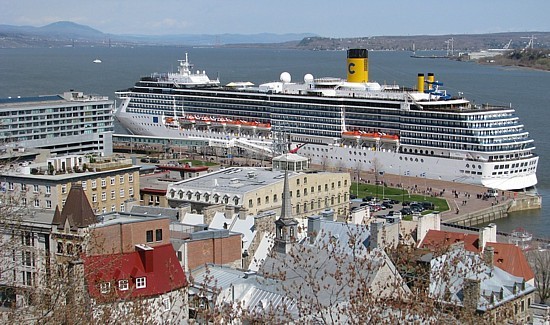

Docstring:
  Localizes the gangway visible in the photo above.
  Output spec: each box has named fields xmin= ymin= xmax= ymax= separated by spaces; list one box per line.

xmin=207 ymin=138 xmax=273 ymax=157
xmin=232 ymin=138 xmax=273 ymax=157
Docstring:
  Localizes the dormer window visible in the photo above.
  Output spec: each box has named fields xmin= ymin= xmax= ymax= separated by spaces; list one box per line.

xmin=136 ymin=277 xmax=147 ymax=289
xmin=118 ymin=279 xmax=129 ymax=291
xmin=100 ymin=282 xmax=111 ymax=294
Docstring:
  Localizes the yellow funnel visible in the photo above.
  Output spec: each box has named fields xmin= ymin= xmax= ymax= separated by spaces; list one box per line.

xmin=427 ymin=73 xmax=435 ymax=90
xmin=417 ymin=73 xmax=425 ymax=93
xmin=347 ymin=49 xmax=368 ymax=83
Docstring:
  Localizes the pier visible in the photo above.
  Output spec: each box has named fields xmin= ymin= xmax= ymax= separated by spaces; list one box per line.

xmin=112 ymin=134 xmax=542 ymax=226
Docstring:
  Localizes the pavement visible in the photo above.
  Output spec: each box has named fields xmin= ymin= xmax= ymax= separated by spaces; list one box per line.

xmin=350 ymin=169 xmax=520 ymax=223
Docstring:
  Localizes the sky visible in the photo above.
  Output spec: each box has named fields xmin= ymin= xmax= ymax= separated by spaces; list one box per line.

xmin=1 ymin=0 xmax=549 ymax=37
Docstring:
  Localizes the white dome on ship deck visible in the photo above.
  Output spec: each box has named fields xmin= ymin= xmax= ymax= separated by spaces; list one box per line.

xmin=280 ymin=72 xmax=291 ymax=83
xmin=304 ymin=74 xmax=314 ymax=83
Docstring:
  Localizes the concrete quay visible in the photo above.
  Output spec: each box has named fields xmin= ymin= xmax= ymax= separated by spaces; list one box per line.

xmin=346 ymin=168 xmax=542 ymax=227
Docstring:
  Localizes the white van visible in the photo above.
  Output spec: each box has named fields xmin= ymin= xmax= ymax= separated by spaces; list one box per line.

xmin=487 ymin=188 xmax=499 ymax=197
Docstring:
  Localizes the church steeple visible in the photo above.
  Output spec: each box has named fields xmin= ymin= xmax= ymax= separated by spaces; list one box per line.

xmin=280 ymin=168 xmax=292 ymax=220
xmin=274 ymin=162 xmax=298 ymax=255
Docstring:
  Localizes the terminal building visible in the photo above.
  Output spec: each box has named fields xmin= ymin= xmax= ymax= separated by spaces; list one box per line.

xmin=0 ymin=91 xmax=114 ymax=156
xmin=166 ymin=153 xmax=351 ymax=220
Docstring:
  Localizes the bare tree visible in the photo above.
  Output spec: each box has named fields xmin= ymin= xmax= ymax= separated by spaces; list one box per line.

xmin=527 ymin=248 xmax=550 ymax=304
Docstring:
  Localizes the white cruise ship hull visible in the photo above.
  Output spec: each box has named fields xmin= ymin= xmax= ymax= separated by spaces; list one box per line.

xmin=116 ymin=111 xmax=538 ymax=191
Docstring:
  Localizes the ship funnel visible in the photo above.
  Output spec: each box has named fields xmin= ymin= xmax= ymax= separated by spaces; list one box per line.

xmin=427 ymin=73 xmax=435 ymax=90
xmin=347 ymin=49 xmax=368 ymax=83
xmin=417 ymin=73 xmax=425 ymax=93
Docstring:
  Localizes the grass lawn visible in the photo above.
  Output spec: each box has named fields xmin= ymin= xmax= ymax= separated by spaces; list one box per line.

xmin=350 ymin=182 xmax=449 ymax=213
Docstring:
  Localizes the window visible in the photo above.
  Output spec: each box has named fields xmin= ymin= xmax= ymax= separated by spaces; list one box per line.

xmin=22 ymin=251 xmax=33 ymax=267
xmin=118 ymin=279 xmax=129 ymax=291
xmin=162 ymin=297 xmax=171 ymax=311
xmin=136 ymin=277 xmax=146 ymax=289
xmin=22 ymin=232 xmax=34 ymax=246
xmin=33 ymin=199 xmax=40 ymax=208
xmin=129 ymin=174 xmax=134 ymax=183
xmin=111 ymin=190 xmax=115 ymax=199
xmin=8 ymin=182 xmax=14 ymax=191
xmin=101 ymin=178 xmax=106 ymax=187
xmin=273 ymin=194 xmax=278 ymax=203
xmin=33 ymin=185 xmax=39 ymax=193
xmin=81 ymin=181 xmax=87 ymax=190
xmin=257 ymin=197 xmax=261 ymax=206
xmin=119 ymin=189 xmax=125 ymax=198
xmin=111 ymin=205 xmax=116 ymax=212
xmin=61 ymin=184 xmax=67 ymax=194
xmin=21 ymin=183 xmax=27 ymax=192
xmin=110 ymin=177 xmax=115 ymax=186
xmin=91 ymin=180 xmax=97 ymax=189
xmin=249 ymin=199 xmax=253 ymax=208
xmin=92 ymin=194 xmax=97 ymax=203
xmin=46 ymin=200 xmax=52 ymax=209
xmin=100 ymin=282 xmax=111 ymax=294
xmin=146 ymin=230 xmax=154 ymax=243
xmin=120 ymin=203 xmax=125 ymax=212
xmin=155 ymin=229 xmax=162 ymax=241
xmin=46 ymin=185 xmax=51 ymax=194
xmin=119 ymin=175 xmax=125 ymax=184
xmin=129 ymin=187 xmax=134 ymax=197
xmin=101 ymin=192 xmax=106 ymax=201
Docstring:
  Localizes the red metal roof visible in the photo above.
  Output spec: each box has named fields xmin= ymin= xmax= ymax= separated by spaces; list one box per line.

xmin=84 ymin=243 xmax=187 ymax=301
xmin=420 ymin=230 xmax=534 ymax=281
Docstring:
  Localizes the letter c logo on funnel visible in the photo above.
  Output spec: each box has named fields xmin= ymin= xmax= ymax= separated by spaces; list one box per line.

xmin=348 ymin=63 xmax=355 ymax=74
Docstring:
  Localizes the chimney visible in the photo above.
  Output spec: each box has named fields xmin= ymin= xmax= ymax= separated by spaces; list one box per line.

xmin=479 ymin=223 xmax=496 ymax=251
xmin=225 ymin=205 xmax=235 ymax=219
xmin=307 ymin=216 xmax=321 ymax=244
xmin=483 ymin=245 xmax=495 ymax=267
xmin=463 ymin=278 xmax=480 ymax=311
xmin=136 ymin=244 xmax=154 ymax=273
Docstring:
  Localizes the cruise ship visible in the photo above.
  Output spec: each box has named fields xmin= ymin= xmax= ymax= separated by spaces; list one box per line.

xmin=115 ymin=49 xmax=538 ymax=191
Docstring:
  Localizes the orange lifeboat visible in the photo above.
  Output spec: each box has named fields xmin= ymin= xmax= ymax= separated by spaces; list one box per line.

xmin=380 ymin=134 xmax=400 ymax=142
xmin=342 ymin=131 xmax=361 ymax=138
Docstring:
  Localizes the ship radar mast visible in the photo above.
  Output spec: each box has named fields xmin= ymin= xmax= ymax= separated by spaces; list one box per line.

xmin=178 ymin=53 xmax=193 ymax=76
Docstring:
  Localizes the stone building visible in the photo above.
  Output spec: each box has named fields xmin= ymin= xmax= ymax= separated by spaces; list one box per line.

xmin=166 ymin=154 xmax=350 ymax=220
xmin=0 ymin=155 xmax=140 ymax=215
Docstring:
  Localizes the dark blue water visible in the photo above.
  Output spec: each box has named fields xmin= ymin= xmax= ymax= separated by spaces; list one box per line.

xmin=0 ymin=47 xmax=548 ymax=236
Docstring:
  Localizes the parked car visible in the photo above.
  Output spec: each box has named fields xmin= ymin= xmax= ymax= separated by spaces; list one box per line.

xmin=149 ymin=158 xmax=160 ymax=163
xmin=400 ymin=207 xmax=412 ymax=215
xmin=421 ymin=201 xmax=435 ymax=210
xmin=382 ymin=202 xmax=393 ymax=209
xmin=410 ymin=204 xmax=424 ymax=213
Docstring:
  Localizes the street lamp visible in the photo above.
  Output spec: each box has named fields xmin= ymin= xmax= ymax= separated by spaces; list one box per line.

xmin=380 ymin=171 xmax=385 ymax=199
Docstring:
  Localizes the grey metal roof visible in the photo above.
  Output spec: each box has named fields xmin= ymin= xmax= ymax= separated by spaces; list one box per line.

xmin=429 ymin=246 xmax=536 ymax=311
xmin=168 ymin=167 xmax=296 ymax=196
xmin=130 ymin=205 xmax=179 ymax=220
xmin=0 ymin=95 xmax=62 ymax=105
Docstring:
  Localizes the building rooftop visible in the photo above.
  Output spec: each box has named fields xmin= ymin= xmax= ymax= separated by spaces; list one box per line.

xmin=420 ymin=229 xmax=535 ymax=281
xmin=429 ymin=246 xmax=535 ymax=312
xmin=84 ymin=243 xmax=187 ymax=301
